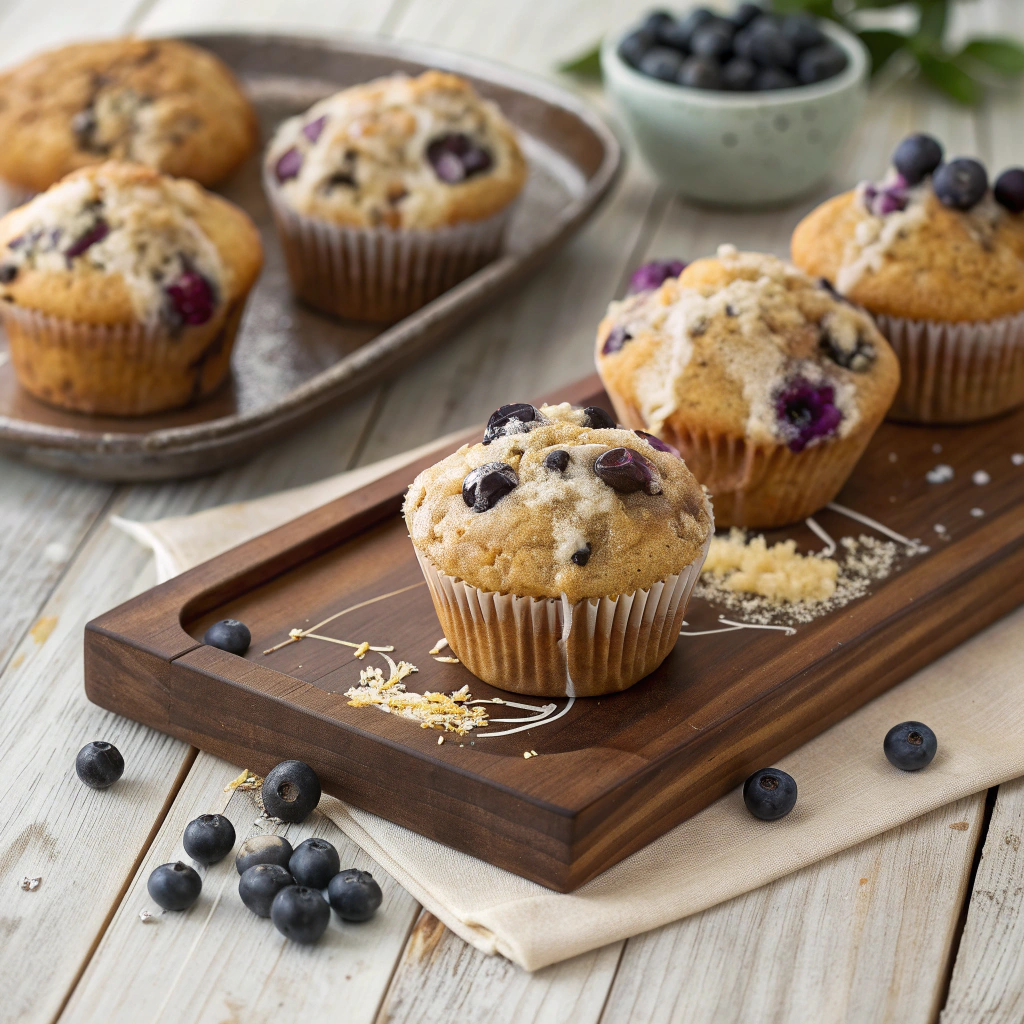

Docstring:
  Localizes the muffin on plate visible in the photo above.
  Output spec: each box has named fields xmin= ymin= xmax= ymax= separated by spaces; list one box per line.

xmin=264 ymin=70 xmax=526 ymax=323
xmin=595 ymin=246 xmax=899 ymax=528
xmin=0 ymin=38 xmax=257 ymax=197
xmin=0 ymin=161 xmax=263 ymax=416
xmin=404 ymin=401 xmax=713 ymax=697
xmin=791 ymin=133 xmax=1024 ymax=423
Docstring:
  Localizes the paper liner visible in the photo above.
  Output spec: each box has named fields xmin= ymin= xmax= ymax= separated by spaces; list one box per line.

xmin=0 ymin=299 xmax=246 ymax=416
xmin=414 ymin=538 xmax=710 ymax=698
xmin=264 ymin=170 xmax=513 ymax=324
xmin=874 ymin=310 xmax=1024 ymax=424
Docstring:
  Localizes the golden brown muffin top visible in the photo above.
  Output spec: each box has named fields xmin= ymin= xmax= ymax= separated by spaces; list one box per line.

xmin=595 ymin=247 xmax=900 ymax=449
xmin=404 ymin=402 xmax=712 ymax=603
xmin=0 ymin=161 xmax=262 ymax=327
xmin=0 ymin=38 xmax=257 ymax=191
xmin=265 ymin=71 xmax=526 ymax=229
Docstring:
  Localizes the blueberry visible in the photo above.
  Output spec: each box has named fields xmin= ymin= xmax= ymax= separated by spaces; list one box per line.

xmin=796 ymin=42 xmax=848 ymax=85
xmin=641 ymin=9 xmax=675 ymax=37
xmin=543 ymin=449 xmax=570 ymax=472
xmin=482 ymin=402 xmax=538 ymax=444
xmin=235 ymin=834 xmax=294 ymax=875
xmin=262 ymin=760 xmax=322 ymax=823
xmin=601 ymin=325 xmax=633 ymax=356
xmin=775 ymin=379 xmax=842 ymax=452
xmin=668 ymin=8 xmax=715 ymax=48
xmin=722 ymin=56 xmax=757 ymax=90
xmin=239 ymin=863 xmax=294 ymax=917
xmin=754 ymin=67 xmax=797 ymax=90
xmin=327 ymin=869 xmax=383 ymax=922
xmin=147 ymin=861 xmax=202 ymax=911
xmin=203 ymin=619 xmax=251 ymax=656
xmin=462 ymin=462 xmax=518 ymax=512
xmin=639 ymin=47 xmax=683 ymax=82
xmin=0 ymin=264 xmax=18 ymax=283
xmin=736 ymin=18 xmax=794 ymax=68
xmin=743 ymin=768 xmax=797 ymax=820
xmin=271 ymin=885 xmax=330 ymax=943
xmin=618 ymin=29 xmax=655 ymax=67
xmin=892 ymin=133 xmax=943 ymax=186
xmin=933 ymin=158 xmax=988 ymax=210
xmin=166 ymin=271 xmax=216 ymax=327
xmin=183 ymin=813 xmax=236 ymax=865
xmin=289 ymin=837 xmax=341 ymax=889
xmin=426 ymin=133 xmax=492 ymax=183
xmin=994 ymin=167 xmax=1024 ymax=213
xmin=627 ymin=258 xmax=686 ymax=293
xmin=883 ymin=721 xmax=937 ymax=771
xmin=690 ymin=22 xmax=735 ymax=61
xmin=678 ymin=56 xmax=722 ymax=89
xmin=594 ymin=447 xmax=662 ymax=495
xmin=302 ymin=115 xmax=327 ymax=143
xmin=75 ymin=740 xmax=124 ymax=789
xmin=732 ymin=3 xmax=762 ymax=30
xmin=635 ymin=429 xmax=680 ymax=456
xmin=819 ymin=326 xmax=875 ymax=372
xmin=864 ymin=179 xmax=910 ymax=217
xmin=582 ymin=406 xmax=616 ymax=429
xmin=655 ymin=19 xmax=694 ymax=52
xmin=64 ymin=220 xmax=110 ymax=260
xmin=571 ymin=543 xmax=592 ymax=567
xmin=275 ymin=146 xmax=303 ymax=182
xmin=781 ymin=13 xmax=825 ymax=52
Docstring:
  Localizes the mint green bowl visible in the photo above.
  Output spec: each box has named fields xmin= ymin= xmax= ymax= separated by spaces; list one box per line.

xmin=601 ymin=20 xmax=868 ymax=208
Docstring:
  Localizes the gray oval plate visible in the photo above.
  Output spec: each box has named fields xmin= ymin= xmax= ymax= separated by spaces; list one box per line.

xmin=0 ymin=32 xmax=622 ymax=480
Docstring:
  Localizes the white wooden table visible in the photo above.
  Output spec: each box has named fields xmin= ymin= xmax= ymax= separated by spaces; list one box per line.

xmin=2 ymin=0 xmax=1023 ymax=1020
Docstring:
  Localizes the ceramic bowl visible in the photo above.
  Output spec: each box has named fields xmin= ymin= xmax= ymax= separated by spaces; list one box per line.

xmin=601 ymin=19 xmax=869 ymax=207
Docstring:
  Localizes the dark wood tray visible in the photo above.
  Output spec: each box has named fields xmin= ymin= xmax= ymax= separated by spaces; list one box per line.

xmin=84 ymin=376 xmax=1024 ymax=891
xmin=0 ymin=33 xmax=621 ymax=481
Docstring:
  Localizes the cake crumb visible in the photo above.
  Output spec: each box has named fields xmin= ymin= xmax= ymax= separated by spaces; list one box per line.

xmin=1012 ymin=453 xmax=1024 ymax=466
xmin=973 ymin=470 xmax=991 ymax=486
xmin=932 ymin=443 xmax=943 ymax=454
xmin=888 ymin=452 xmax=898 ymax=463
xmin=971 ymin=508 xmax=985 ymax=518
xmin=139 ymin=909 xmax=157 ymax=923
xmin=926 ymin=464 xmax=954 ymax=484
xmin=353 ymin=641 xmax=370 ymax=659
xmin=437 ymin=735 xmax=444 ymax=745
xmin=429 ymin=638 xmax=449 ymax=655
xmin=20 ymin=876 xmax=41 ymax=892
xmin=433 ymin=655 xmax=460 ymax=664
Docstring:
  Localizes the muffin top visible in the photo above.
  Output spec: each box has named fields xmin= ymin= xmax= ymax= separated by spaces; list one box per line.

xmin=265 ymin=71 xmax=527 ymax=230
xmin=595 ymin=247 xmax=899 ymax=450
xmin=0 ymin=38 xmax=257 ymax=192
xmin=0 ymin=161 xmax=263 ymax=328
xmin=404 ymin=402 xmax=712 ymax=603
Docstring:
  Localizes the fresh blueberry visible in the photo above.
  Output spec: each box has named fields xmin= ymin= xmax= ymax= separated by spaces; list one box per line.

xmin=678 ymin=56 xmax=722 ymax=89
xmin=183 ymin=813 xmax=236 ymax=865
xmin=883 ymin=721 xmax=937 ymax=771
xmin=203 ymin=619 xmax=251 ymax=656
xmin=75 ymin=740 xmax=124 ymax=789
xmin=601 ymin=325 xmax=633 ymax=356
xmin=796 ymin=42 xmax=848 ymax=84
xmin=289 ymin=837 xmax=341 ymax=889
xmin=639 ymin=47 xmax=683 ymax=82
xmin=627 ymin=258 xmax=686 ymax=293
xmin=594 ymin=447 xmax=662 ymax=495
xmin=722 ymin=56 xmax=757 ymax=90
xmin=147 ymin=861 xmax=202 ymax=911
xmin=239 ymin=863 xmax=294 ymax=918
xmin=819 ymin=326 xmax=875 ymax=372
xmin=618 ymin=29 xmax=655 ymax=68
xmin=262 ymin=760 xmax=322 ymax=823
xmin=570 ymin=543 xmax=592 ymax=567
xmin=641 ymin=9 xmax=675 ymax=37
xmin=732 ymin=3 xmax=762 ymax=30
xmin=275 ymin=147 xmax=303 ymax=182
xmin=690 ymin=22 xmax=735 ymax=61
xmin=667 ymin=8 xmax=715 ymax=48
xmin=933 ymin=158 xmax=988 ymax=210
xmin=582 ymin=406 xmax=616 ymax=429
xmin=776 ymin=379 xmax=842 ymax=452
xmin=994 ymin=167 xmax=1024 ymax=213
xmin=781 ymin=13 xmax=825 ymax=51
xmin=327 ymin=869 xmax=383 ymax=922
xmin=166 ymin=271 xmax=216 ymax=327
xmin=543 ymin=449 xmax=570 ymax=472
xmin=271 ymin=885 xmax=330 ymax=943
xmin=482 ymin=402 xmax=538 ymax=444
xmin=0 ymin=264 xmax=18 ymax=283
xmin=426 ymin=133 xmax=493 ymax=183
xmin=235 ymin=834 xmax=294 ymax=875
xmin=736 ymin=18 xmax=794 ymax=69
xmin=302 ymin=115 xmax=327 ymax=143
xmin=655 ymin=19 xmax=694 ymax=52
xmin=635 ymin=429 xmax=680 ymax=456
xmin=64 ymin=220 xmax=110 ymax=260
xmin=743 ymin=768 xmax=797 ymax=820
xmin=754 ymin=67 xmax=797 ymax=90
xmin=462 ymin=462 xmax=518 ymax=512
xmin=892 ymin=133 xmax=943 ymax=186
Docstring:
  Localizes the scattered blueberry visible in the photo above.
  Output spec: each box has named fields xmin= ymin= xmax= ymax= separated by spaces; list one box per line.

xmin=627 ymin=258 xmax=686 ymax=293
xmin=635 ymin=429 xmax=680 ymax=456
xmin=275 ymin=147 xmax=303 ymax=183
xmin=594 ymin=447 xmax=662 ymax=495
xmin=722 ymin=56 xmax=757 ymax=90
xmin=781 ymin=13 xmax=825 ymax=51
xmin=883 ymin=721 xmax=937 ymax=771
xmin=289 ymin=837 xmax=341 ymax=889
xmin=892 ymin=133 xmax=943 ymax=186
xmin=994 ymin=167 xmax=1024 ymax=213
xmin=148 ymin=861 xmax=202 ymax=911
xmin=302 ymin=115 xmax=327 ymax=143
xmin=327 ymin=869 xmax=383 ymax=922
xmin=75 ymin=740 xmax=124 ymax=789
xmin=0 ymin=264 xmax=18 ymax=283
xmin=933 ymin=158 xmax=988 ymax=211
xmin=203 ymin=619 xmax=251 ymax=656
xmin=543 ymin=449 xmax=570 ymax=472
xmin=271 ymin=885 xmax=330 ymax=943
xmin=462 ymin=462 xmax=518 ymax=512
xmin=796 ymin=42 xmax=847 ymax=85
xmin=482 ymin=403 xmax=538 ymax=444
xmin=166 ymin=271 xmax=216 ymax=327
xmin=571 ymin=543 xmax=592 ymax=567
xmin=262 ymin=760 xmax=322 ymax=823
xmin=183 ymin=813 xmax=236 ymax=865
xmin=426 ymin=133 xmax=492 ymax=184
xmin=235 ymin=834 xmax=294 ymax=875
xmin=776 ymin=379 xmax=842 ymax=452
xmin=639 ymin=47 xmax=683 ymax=82
xmin=239 ymin=863 xmax=294 ymax=918
xmin=743 ymin=768 xmax=797 ymax=820
xmin=601 ymin=325 xmax=633 ymax=356
xmin=754 ymin=66 xmax=798 ymax=90
xmin=619 ymin=29 xmax=656 ymax=68
xmin=65 ymin=220 xmax=110 ymax=260
xmin=582 ymin=406 xmax=616 ymax=429
xmin=690 ymin=22 xmax=735 ymax=61
xmin=678 ymin=56 xmax=722 ymax=89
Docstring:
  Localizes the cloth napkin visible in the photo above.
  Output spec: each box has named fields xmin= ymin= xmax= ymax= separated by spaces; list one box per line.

xmin=115 ymin=444 xmax=1024 ymax=972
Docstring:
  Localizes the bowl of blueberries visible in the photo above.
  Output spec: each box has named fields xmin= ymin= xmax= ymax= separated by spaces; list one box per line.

xmin=602 ymin=3 xmax=868 ymax=206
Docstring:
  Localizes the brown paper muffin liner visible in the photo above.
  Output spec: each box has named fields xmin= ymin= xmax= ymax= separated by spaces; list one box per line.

xmin=414 ymin=537 xmax=710 ymax=699
xmin=264 ymin=170 xmax=513 ymax=324
xmin=1 ymin=300 xmax=245 ymax=416
xmin=874 ymin=311 xmax=1024 ymax=424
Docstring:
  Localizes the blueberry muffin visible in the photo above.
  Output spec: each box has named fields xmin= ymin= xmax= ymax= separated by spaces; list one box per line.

xmin=0 ymin=161 xmax=262 ymax=415
xmin=404 ymin=402 xmax=713 ymax=697
xmin=0 ymin=38 xmax=256 ymax=195
xmin=792 ymin=133 xmax=1024 ymax=422
xmin=264 ymin=70 xmax=526 ymax=323
xmin=595 ymin=246 xmax=899 ymax=528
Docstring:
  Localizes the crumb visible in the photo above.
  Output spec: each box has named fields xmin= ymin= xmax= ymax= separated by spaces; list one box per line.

xmin=433 ymin=655 xmax=460 ymax=664
xmin=139 ymin=909 xmax=157 ymax=923
xmin=932 ymin=443 xmax=943 ymax=454
xmin=1012 ymin=453 xmax=1023 ymax=466
xmin=971 ymin=508 xmax=984 ymax=518
xmin=972 ymin=470 xmax=991 ymax=486
xmin=429 ymin=638 xmax=449 ymax=655
xmin=887 ymin=452 xmax=897 ymax=463
xmin=353 ymin=641 xmax=370 ymax=659
xmin=523 ymin=751 xmax=533 ymax=759
xmin=949 ymin=821 xmax=969 ymax=831
xmin=224 ymin=769 xmax=262 ymax=792
xmin=19 ymin=876 xmax=41 ymax=891
xmin=926 ymin=464 xmax=954 ymax=484
xmin=437 ymin=735 xmax=444 ymax=745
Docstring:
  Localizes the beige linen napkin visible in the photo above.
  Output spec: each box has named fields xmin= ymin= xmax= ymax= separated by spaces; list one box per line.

xmin=114 ymin=445 xmax=1024 ymax=972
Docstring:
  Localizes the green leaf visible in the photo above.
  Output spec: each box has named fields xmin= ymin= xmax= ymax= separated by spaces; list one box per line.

xmin=917 ymin=0 xmax=948 ymax=43
xmin=771 ymin=0 xmax=834 ymax=15
xmin=916 ymin=51 xmax=984 ymax=104
xmin=858 ymin=29 xmax=910 ymax=74
xmin=960 ymin=37 xmax=1024 ymax=75
xmin=557 ymin=41 xmax=602 ymax=78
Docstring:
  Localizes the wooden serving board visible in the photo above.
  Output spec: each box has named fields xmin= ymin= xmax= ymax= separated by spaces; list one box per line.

xmin=85 ymin=376 xmax=1024 ymax=892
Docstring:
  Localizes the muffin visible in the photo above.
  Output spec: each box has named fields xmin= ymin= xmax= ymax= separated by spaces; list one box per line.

xmin=792 ymin=133 xmax=1024 ymax=423
xmin=595 ymin=246 xmax=899 ymax=528
xmin=0 ymin=161 xmax=263 ymax=415
xmin=404 ymin=402 xmax=713 ymax=697
xmin=264 ymin=70 xmax=527 ymax=323
xmin=0 ymin=38 xmax=256 ymax=197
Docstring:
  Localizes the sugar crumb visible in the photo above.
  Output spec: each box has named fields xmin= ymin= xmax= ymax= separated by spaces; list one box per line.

xmin=972 ymin=470 xmax=990 ymax=486
xmin=926 ymin=464 xmax=954 ymax=484
xmin=971 ymin=508 xmax=984 ymax=518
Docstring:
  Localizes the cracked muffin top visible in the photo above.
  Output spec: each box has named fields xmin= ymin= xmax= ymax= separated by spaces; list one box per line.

xmin=403 ymin=402 xmax=712 ymax=603
xmin=0 ymin=38 xmax=257 ymax=191
xmin=265 ymin=70 xmax=526 ymax=230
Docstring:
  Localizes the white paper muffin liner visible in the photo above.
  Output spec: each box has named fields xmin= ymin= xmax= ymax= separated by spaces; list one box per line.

xmin=414 ymin=535 xmax=711 ymax=698
xmin=264 ymin=169 xmax=513 ymax=324
xmin=875 ymin=310 xmax=1024 ymax=424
